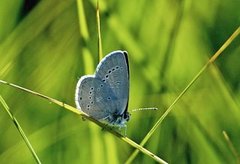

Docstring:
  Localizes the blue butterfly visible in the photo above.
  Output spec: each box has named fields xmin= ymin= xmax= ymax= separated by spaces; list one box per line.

xmin=75 ymin=50 xmax=130 ymax=128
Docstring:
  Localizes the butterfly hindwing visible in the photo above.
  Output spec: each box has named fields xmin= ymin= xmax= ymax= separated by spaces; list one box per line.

xmin=75 ymin=75 xmax=118 ymax=119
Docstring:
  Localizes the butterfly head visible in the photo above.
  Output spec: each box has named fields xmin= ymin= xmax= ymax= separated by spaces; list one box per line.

xmin=104 ymin=111 xmax=130 ymax=127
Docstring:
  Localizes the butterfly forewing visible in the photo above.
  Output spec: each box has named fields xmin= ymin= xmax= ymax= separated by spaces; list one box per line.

xmin=95 ymin=51 xmax=129 ymax=115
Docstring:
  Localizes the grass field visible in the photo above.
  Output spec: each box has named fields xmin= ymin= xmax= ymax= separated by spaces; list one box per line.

xmin=0 ymin=0 xmax=240 ymax=163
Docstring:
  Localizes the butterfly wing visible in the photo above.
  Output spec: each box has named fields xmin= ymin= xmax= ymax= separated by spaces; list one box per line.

xmin=95 ymin=50 xmax=129 ymax=115
xmin=75 ymin=75 xmax=118 ymax=119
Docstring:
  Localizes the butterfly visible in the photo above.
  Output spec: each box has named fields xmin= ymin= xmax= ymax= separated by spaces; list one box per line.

xmin=75 ymin=50 xmax=130 ymax=127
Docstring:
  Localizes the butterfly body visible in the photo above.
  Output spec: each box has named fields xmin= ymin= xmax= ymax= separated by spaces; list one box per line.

xmin=75 ymin=50 xmax=130 ymax=127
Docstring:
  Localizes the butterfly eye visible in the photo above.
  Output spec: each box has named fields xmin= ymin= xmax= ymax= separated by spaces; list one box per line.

xmin=90 ymin=87 xmax=94 ymax=90
xmin=107 ymin=97 xmax=111 ymax=100
xmin=124 ymin=113 xmax=130 ymax=120
xmin=105 ymin=75 xmax=109 ymax=79
xmin=79 ymin=97 xmax=82 ymax=100
xmin=89 ymin=91 xmax=92 ymax=94
xmin=108 ymin=70 xmax=112 ymax=73
xmin=116 ymin=66 xmax=119 ymax=69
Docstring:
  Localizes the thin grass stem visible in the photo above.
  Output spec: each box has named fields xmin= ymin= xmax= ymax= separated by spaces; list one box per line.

xmin=0 ymin=95 xmax=41 ymax=164
xmin=223 ymin=131 xmax=240 ymax=164
xmin=126 ymin=26 xmax=240 ymax=163
xmin=96 ymin=0 xmax=103 ymax=61
xmin=0 ymin=80 xmax=167 ymax=164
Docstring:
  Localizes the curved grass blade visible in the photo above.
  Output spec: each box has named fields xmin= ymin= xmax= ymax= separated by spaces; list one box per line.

xmin=0 ymin=80 xmax=167 ymax=164
xmin=0 ymin=95 xmax=41 ymax=164
xmin=126 ymin=27 xmax=240 ymax=163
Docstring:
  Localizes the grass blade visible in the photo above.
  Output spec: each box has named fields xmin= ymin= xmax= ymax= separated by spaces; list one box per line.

xmin=126 ymin=26 xmax=240 ymax=163
xmin=0 ymin=80 xmax=167 ymax=164
xmin=96 ymin=0 xmax=103 ymax=61
xmin=0 ymin=95 xmax=41 ymax=164
xmin=76 ymin=0 xmax=89 ymax=41
xmin=222 ymin=131 xmax=240 ymax=163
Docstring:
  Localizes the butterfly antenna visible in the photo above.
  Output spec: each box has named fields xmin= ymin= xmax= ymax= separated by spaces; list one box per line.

xmin=132 ymin=107 xmax=158 ymax=112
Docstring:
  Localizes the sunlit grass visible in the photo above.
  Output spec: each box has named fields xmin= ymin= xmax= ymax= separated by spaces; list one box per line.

xmin=0 ymin=0 xmax=240 ymax=163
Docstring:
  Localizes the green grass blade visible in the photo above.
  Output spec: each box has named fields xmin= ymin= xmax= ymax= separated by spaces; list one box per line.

xmin=126 ymin=26 xmax=240 ymax=163
xmin=223 ymin=131 xmax=240 ymax=163
xmin=76 ymin=0 xmax=89 ymax=41
xmin=0 ymin=80 xmax=167 ymax=164
xmin=0 ymin=95 xmax=41 ymax=164
xmin=96 ymin=0 xmax=103 ymax=61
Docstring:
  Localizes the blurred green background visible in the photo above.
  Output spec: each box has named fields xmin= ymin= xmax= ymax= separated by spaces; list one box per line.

xmin=0 ymin=0 xmax=240 ymax=163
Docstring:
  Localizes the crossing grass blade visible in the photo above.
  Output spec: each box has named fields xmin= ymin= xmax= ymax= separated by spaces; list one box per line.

xmin=126 ymin=27 xmax=240 ymax=163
